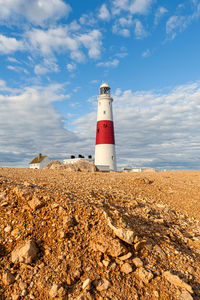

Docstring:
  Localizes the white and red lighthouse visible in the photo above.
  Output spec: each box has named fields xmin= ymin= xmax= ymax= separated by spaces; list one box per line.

xmin=95 ymin=83 xmax=117 ymax=171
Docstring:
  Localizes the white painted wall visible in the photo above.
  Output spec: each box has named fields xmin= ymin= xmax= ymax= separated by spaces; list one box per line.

xmin=97 ymin=94 xmax=113 ymax=121
xmin=29 ymin=156 xmax=50 ymax=169
xmin=95 ymin=144 xmax=116 ymax=171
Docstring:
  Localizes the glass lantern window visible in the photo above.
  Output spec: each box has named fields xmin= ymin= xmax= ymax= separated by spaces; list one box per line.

xmin=100 ymin=87 xmax=110 ymax=95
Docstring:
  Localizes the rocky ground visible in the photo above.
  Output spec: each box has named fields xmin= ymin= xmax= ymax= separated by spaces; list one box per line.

xmin=0 ymin=168 xmax=200 ymax=300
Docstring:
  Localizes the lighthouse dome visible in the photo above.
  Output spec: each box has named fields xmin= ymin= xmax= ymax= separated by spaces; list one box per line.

xmin=100 ymin=82 xmax=110 ymax=95
xmin=100 ymin=82 xmax=110 ymax=88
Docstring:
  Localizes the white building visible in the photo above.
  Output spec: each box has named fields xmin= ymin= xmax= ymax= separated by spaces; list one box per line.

xmin=95 ymin=83 xmax=117 ymax=171
xmin=29 ymin=154 xmax=50 ymax=169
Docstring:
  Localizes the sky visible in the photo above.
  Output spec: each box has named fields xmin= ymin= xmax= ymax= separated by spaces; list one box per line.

xmin=0 ymin=0 xmax=200 ymax=170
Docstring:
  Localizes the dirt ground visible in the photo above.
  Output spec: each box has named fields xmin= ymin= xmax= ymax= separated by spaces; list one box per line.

xmin=0 ymin=168 xmax=200 ymax=299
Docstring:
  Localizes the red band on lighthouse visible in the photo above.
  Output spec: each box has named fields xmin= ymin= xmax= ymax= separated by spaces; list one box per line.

xmin=96 ymin=120 xmax=115 ymax=145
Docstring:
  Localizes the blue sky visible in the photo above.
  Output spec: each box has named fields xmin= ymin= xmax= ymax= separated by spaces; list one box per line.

xmin=0 ymin=0 xmax=200 ymax=170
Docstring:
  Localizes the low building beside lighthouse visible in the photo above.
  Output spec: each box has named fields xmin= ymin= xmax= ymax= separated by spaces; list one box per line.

xmin=29 ymin=153 xmax=50 ymax=169
xmin=95 ymin=83 xmax=117 ymax=171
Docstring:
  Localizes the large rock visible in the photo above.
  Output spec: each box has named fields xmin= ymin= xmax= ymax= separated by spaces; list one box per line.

xmin=180 ymin=291 xmax=193 ymax=300
xmin=103 ymin=211 xmax=134 ymax=244
xmin=163 ymin=271 xmax=193 ymax=293
xmin=96 ymin=278 xmax=111 ymax=292
xmin=2 ymin=271 xmax=15 ymax=285
xmin=28 ymin=196 xmax=44 ymax=210
xmin=135 ymin=267 xmax=153 ymax=285
xmin=90 ymin=235 xmax=127 ymax=257
xmin=120 ymin=263 xmax=133 ymax=274
xmin=11 ymin=240 xmax=38 ymax=264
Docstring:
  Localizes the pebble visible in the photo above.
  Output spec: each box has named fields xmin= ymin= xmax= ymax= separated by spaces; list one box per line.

xmin=11 ymin=239 xmax=38 ymax=264
xmin=96 ymin=278 xmax=111 ymax=292
xmin=135 ymin=267 xmax=153 ymax=284
xmin=132 ymin=257 xmax=143 ymax=268
xmin=119 ymin=252 xmax=132 ymax=261
xmin=49 ymin=283 xmax=60 ymax=298
xmin=4 ymin=225 xmax=12 ymax=233
xmin=82 ymin=278 xmax=91 ymax=290
xmin=21 ymin=289 xmax=28 ymax=296
xmin=120 ymin=263 xmax=133 ymax=274
xmin=2 ymin=271 xmax=15 ymax=285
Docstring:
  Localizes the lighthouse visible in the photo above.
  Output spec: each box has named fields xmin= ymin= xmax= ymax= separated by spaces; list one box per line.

xmin=95 ymin=83 xmax=117 ymax=171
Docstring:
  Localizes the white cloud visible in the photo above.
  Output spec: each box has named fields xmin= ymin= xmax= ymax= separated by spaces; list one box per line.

xmin=0 ymin=34 xmax=24 ymax=54
xmin=166 ymin=16 xmax=187 ymax=39
xmin=98 ymin=4 xmax=110 ymax=21
xmin=7 ymin=57 xmax=21 ymax=63
xmin=112 ymin=0 xmax=154 ymax=15
xmin=115 ymin=51 xmax=128 ymax=58
xmin=112 ymin=24 xmax=131 ymax=37
xmin=77 ymin=30 xmax=102 ymax=59
xmin=129 ymin=0 xmax=154 ymax=15
xmin=142 ymin=49 xmax=151 ymax=58
xmin=74 ymin=81 xmax=200 ymax=170
xmin=0 ymin=79 xmax=7 ymax=90
xmin=79 ymin=13 xmax=96 ymax=26
xmin=0 ymin=0 xmax=71 ymax=26
xmin=97 ymin=59 xmax=119 ymax=67
xmin=133 ymin=19 xmax=147 ymax=39
xmin=166 ymin=1 xmax=200 ymax=39
xmin=154 ymin=6 xmax=168 ymax=25
xmin=67 ymin=63 xmax=76 ymax=72
xmin=112 ymin=16 xmax=133 ymax=37
xmin=90 ymin=80 xmax=99 ymax=84
xmin=26 ymin=26 xmax=102 ymax=61
xmin=34 ymin=58 xmax=59 ymax=75
xmin=7 ymin=65 xmax=29 ymax=74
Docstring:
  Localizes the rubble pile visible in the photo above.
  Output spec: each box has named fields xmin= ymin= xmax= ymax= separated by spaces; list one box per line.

xmin=0 ymin=168 xmax=200 ymax=299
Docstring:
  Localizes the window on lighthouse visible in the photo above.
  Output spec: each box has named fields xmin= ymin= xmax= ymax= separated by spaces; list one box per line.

xmin=100 ymin=87 xmax=110 ymax=95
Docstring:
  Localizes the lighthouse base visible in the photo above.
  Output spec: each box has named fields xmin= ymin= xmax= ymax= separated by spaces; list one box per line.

xmin=95 ymin=144 xmax=116 ymax=171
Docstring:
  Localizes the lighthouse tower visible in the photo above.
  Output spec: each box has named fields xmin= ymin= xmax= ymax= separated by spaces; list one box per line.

xmin=95 ymin=83 xmax=117 ymax=171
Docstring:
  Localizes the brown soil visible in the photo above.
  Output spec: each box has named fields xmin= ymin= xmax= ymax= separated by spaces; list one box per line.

xmin=0 ymin=168 xmax=200 ymax=300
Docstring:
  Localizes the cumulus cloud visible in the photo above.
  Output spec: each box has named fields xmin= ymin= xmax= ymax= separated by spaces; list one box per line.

xmin=0 ymin=0 xmax=71 ymax=26
xmin=133 ymin=19 xmax=147 ymax=39
xmin=77 ymin=30 xmax=102 ymax=59
xmin=98 ymin=4 xmax=110 ymax=21
xmin=74 ymin=81 xmax=200 ymax=170
xmin=0 ymin=34 xmax=24 ymax=54
xmin=97 ymin=59 xmax=119 ymax=67
xmin=112 ymin=15 xmax=133 ymax=37
xmin=34 ymin=58 xmax=59 ymax=75
xmin=26 ymin=26 xmax=102 ymax=61
xmin=66 ymin=63 xmax=76 ymax=72
xmin=0 ymin=83 xmax=88 ymax=167
xmin=154 ymin=6 xmax=168 ymax=25
xmin=112 ymin=0 xmax=154 ymax=15
xmin=113 ymin=25 xmax=131 ymax=37
xmin=142 ymin=49 xmax=151 ymax=58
